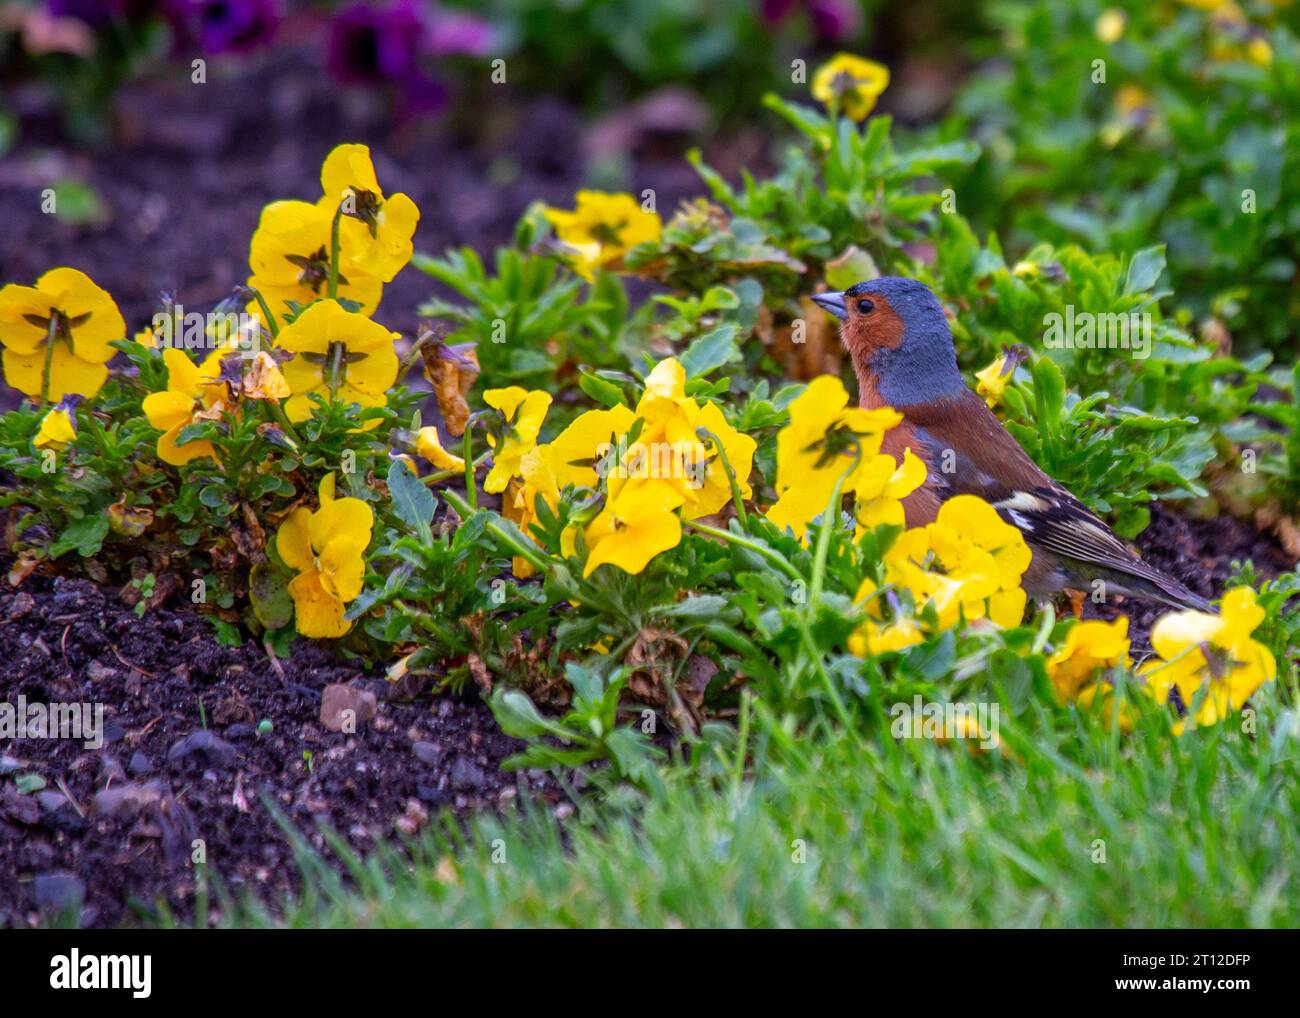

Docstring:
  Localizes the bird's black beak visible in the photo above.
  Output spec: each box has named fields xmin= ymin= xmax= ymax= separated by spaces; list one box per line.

xmin=812 ymin=290 xmax=847 ymax=321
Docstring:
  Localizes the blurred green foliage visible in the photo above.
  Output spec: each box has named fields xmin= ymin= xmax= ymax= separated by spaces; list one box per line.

xmin=939 ymin=0 xmax=1300 ymax=355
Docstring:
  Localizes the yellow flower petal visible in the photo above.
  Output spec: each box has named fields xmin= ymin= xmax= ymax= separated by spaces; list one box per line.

xmin=288 ymin=570 xmax=351 ymax=638
xmin=277 ymin=507 xmax=316 ymax=574
xmin=417 ymin=426 xmax=467 ymax=471
xmin=156 ymin=423 xmax=216 ymax=466
xmin=583 ymin=480 xmax=684 ymax=577
xmin=34 ymin=407 xmax=76 ymax=449
xmin=811 ymin=54 xmax=890 ymax=121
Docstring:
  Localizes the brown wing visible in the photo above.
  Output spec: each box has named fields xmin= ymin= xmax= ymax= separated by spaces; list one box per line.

xmin=899 ymin=390 xmax=1209 ymax=609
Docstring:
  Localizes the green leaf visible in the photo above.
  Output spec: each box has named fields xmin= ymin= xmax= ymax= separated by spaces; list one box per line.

xmin=1124 ymin=246 xmax=1166 ymax=295
xmin=212 ymin=620 xmax=244 ymax=647
xmin=652 ymin=594 xmax=737 ymax=623
xmin=578 ymin=370 xmax=627 ymax=408
xmin=49 ymin=179 xmax=107 ymax=227
xmin=491 ymin=689 xmax=552 ymax=740
xmin=249 ymin=562 xmax=294 ymax=630
xmin=14 ymin=773 xmax=46 ymax=794
xmin=388 ymin=460 xmax=437 ymax=540
xmin=1031 ymin=356 xmax=1067 ymax=420
xmin=680 ymin=323 xmax=741 ymax=378
xmin=49 ymin=514 xmax=109 ymax=559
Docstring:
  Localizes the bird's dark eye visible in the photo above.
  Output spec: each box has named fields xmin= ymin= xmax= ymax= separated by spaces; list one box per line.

xmin=856 ymin=298 xmax=875 ymax=314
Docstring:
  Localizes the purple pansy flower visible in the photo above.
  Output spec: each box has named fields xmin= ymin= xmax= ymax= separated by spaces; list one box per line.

xmin=423 ymin=10 xmax=493 ymax=58
xmin=760 ymin=0 xmax=860 ymax=41
xmin=46 ymin=0 xmax=152 ymax=25
xmin=327 ymin=1 xmax=493 ymax=117
xmin=165 ymin=0 xmax=282 ymax=55
xmin=326 ymin=0 xmax=427 ymax=85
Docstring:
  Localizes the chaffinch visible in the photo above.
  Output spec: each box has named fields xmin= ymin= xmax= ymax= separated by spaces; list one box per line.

xmin=812 ymin=277 xmax=1211 ymax=613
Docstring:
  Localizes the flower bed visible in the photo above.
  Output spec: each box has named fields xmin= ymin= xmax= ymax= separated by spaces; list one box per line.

xmin=3 ymin=15 xmax=1300 ymax=927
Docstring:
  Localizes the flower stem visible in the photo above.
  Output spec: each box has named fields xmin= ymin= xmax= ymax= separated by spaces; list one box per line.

xmin=247 ymin=288 xmax=280 ymax=340
xmin=462 ymin=427 xmax=477 ymax=511
xmin=809 ymin=446 xmax=862 ymax=606
xmin=795 ymin=614 xmax=860 ymax=738
xmin=40 ymin=317 xmax=58 ymax=406
xmin=327 ymin=205 xmax=344 ymax=301
xmin=326 ymin=342 xmax=344 ymax=403
xmin=697 ymin=426 xmax=748 ymax=531
xmin=398 ymin=336 xmax=429 ymax=378
xmin=264 ymin=396 xmax=302 ymax=448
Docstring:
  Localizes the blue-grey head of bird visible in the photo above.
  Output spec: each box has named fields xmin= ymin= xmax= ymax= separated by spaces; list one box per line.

xmin=812 ymin=277 xmax=966 ymax=408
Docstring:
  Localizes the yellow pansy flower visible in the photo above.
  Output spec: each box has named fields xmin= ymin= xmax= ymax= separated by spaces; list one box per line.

xmin=142 ymin=347 xmax=227 ymax=465
xmin=416 ymin=426 xmax=466 ymax=471
xmin=811 ymin=54 xmax=890 ymax=121
xmin=482 ymin=386 xmax=553 ymax=493
xmin=861 ymin=496 xmax=1030 ymax=634
xmin=248 ymin=200 xmax=383 ymax=320
xmin=0 ymin=268 xmax=124 ymax=401
xmin=616 ymin=358 xmax=747 ymax=517
xmin=1246 ymin=36 xmax=1273 ymax=65
xmin=548 ymin=404 xmax=638 ymax=490
xmin=1114 ymin=85 xmax=1152 ymax=117
xmin=316 ymin=144 xmax=420 ymax=283
xmin=923 ymin=496 xmax=1031 ymax=627
xmin=1095 ymin=9 xmax=1126 ymax=43
xmin=277 ymin=474 xmax=374 ymax=639
xmin=544 ymin=190 xmax=662 ymax=282
xmin=929 ymin=496 xmax=1031 ymax=588
xmin=275 ymin=299 xmax=399 ymax=423
xmin=629 ymin=358 xmax=706 ymax=472
xmin=767 ymin=375 xmax=902 ymax=539
xmin=847 ymin=614 xmax=926 ymax=656
xmin=1047 ymin=616 xmax=1132 ymax=702
xmin=975 ymin=354 xmax=1012 ymax=408
xmin=853 ymin=448 xmax=927 ymax=533
xmin=33 ymin=401 xmax=77 ymax=451
xmin=583 ymin=479 xmax=684 ymax=578
xmin=1140 ymin=587 xmax=1275 ymax=728
xmin=871 ymin=529 xmax=967 ymax=630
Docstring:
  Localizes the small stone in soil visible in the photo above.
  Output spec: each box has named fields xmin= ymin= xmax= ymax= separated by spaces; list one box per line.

xmin=86 ymin=660 xmax=117 ymax=682
xmin=31 ymin=872 xmax=84 ymax=915
xmin=320 ymin=683 xmax=378 ymax=733
xmin=36 ymin=791 xmax=68 ymax=813
xmin=167 ymin=730 xmax=238 ymax=769
xmin=412 ymin=740 xmax=443 ymax=766
xmin=450 ymin=756 xmax=489 ymax=790
xmin=92 ymin=781 xmax=166 ymax=818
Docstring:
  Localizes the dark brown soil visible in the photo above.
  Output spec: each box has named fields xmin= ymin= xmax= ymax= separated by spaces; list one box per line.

xmin=0 ymin=564 xmax=565 ymax=929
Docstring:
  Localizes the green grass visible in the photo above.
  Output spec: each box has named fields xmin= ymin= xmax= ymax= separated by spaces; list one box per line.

xmin=208 ymin=687 xmax=1300 ymax=928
